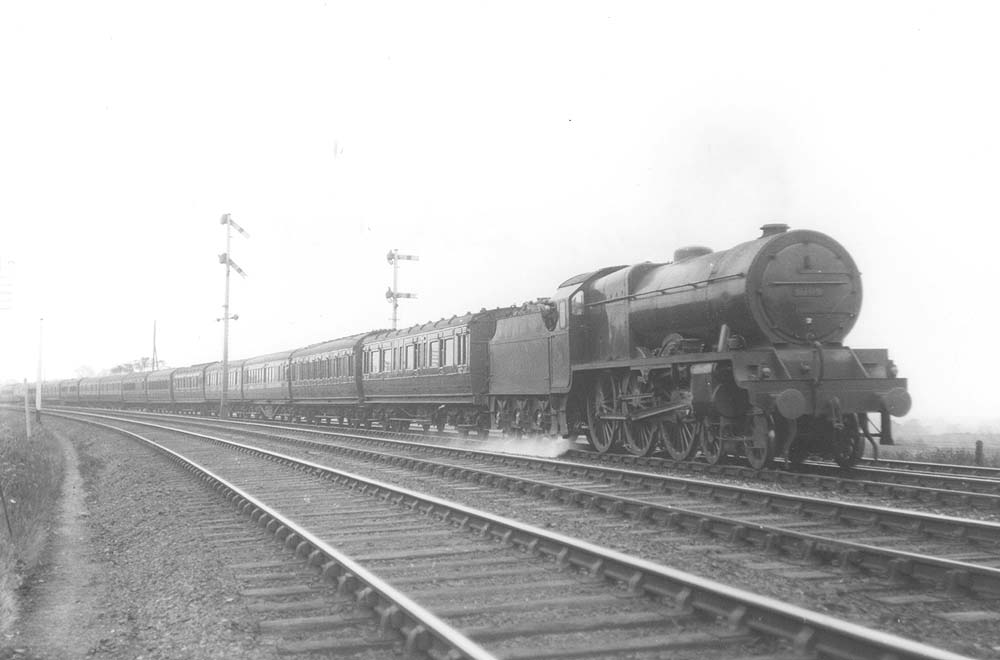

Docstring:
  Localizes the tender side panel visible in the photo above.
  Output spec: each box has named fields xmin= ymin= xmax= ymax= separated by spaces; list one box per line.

xmin=489 ymin=313 xmax=550 ymax=396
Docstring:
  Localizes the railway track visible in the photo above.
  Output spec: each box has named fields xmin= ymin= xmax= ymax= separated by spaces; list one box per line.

xmin=573 ymin=451 xmax=1000 ymax=511
xmin=36 ymin=406 xmax=1000 ymax=510
xmin=101 ymin=411 xmax=1000 ymax=591
xmin=46 ymin=408 xmax=984 ymax=659
xmin=47 ymin=409 xmax=1000 ymax=657
xmin=853 ymin=457 xmax=1000 ymax=480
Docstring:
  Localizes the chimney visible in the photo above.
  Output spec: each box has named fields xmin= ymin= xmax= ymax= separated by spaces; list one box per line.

xmin=760 ymin=223 xmax=789 ymax=237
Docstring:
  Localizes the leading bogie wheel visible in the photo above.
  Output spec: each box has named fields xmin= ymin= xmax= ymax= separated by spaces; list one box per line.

xmin=744 ymin=413 xmax=775 ymax=470
xmin=832 ymin=417 xmax=865 ymax=468
xmin=699 ymin=416 xmax=726 ymax=465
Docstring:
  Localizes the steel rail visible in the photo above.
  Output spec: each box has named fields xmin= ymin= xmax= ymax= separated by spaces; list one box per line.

xmin=854 ymin=456 xmax=1000 ymax=479
xmin=50 ymin=409 xmax=975 ymax=660
xmin=784 ymin=460 xmax=1000 ymax=494
xmin=573 ymin=449 xmax=1000 ymax=506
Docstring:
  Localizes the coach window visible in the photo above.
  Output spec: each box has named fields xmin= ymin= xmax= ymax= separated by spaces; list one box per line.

xmin=442 ymin=337 xmax=455 ymax=366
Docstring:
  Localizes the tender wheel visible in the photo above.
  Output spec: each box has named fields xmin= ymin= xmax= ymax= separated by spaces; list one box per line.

xmin=624 ymin=421 xmax=659 ymax=456
xmin=700 ymin=415 xmax=726 ymax=465
xmin=744 ymin=413 xmax=774 ymax=470
xmin=477 ymin=413 xmax=491 ymax=439
xmin=586 ymin=374 xmax=623 ymax=454
xmin=660 ymin=416 xmax=699 ymax=461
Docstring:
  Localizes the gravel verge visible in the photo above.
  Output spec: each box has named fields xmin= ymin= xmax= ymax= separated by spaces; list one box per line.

xmin=1 ymin=418 xmax=283 ymax=660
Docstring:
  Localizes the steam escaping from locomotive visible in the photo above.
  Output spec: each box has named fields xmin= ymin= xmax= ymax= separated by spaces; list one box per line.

xmin=485 ymin=435 xmax=576 ymax=459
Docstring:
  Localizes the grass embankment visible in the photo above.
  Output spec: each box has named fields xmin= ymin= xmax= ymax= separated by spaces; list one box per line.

xmin=882 ymin=434 xmax=1000 ymax=467
xmin=0 ymin=413 xmax=66 ymax=635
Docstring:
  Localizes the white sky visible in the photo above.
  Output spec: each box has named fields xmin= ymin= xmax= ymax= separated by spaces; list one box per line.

xmin=1 ymin=1 xmax=998 ymax=427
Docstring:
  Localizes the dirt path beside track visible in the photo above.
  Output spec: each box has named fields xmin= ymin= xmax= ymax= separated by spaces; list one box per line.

xmin=2 ymin=427 xmax=105 ymax=659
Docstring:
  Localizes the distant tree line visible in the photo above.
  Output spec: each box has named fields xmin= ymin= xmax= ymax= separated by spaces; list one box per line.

xmin=70 ymin=359 xmax=170 ymax=378
xmin=108 ymin=357 xmax=166 ymax=374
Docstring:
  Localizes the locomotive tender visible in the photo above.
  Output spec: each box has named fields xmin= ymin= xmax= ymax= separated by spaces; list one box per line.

xmin=14 ymin=225 xmax=909 ymax=468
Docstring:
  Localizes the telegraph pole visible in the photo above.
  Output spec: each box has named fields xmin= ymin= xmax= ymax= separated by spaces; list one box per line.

xmin=385 ymin=249 xmax=418 ymax=329
xmin=152 ymin=320 xmax=158 ymax=371
xmin=218 ymin=214 xmax=249 ymax=418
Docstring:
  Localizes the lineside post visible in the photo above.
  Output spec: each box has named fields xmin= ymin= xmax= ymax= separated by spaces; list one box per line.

xmin=23 ymin=378 xmax=31 ymax=439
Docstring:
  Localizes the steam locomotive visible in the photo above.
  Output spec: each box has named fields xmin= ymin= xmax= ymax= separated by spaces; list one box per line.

xmin=9 ymin=224 xmax=909 ymax=468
